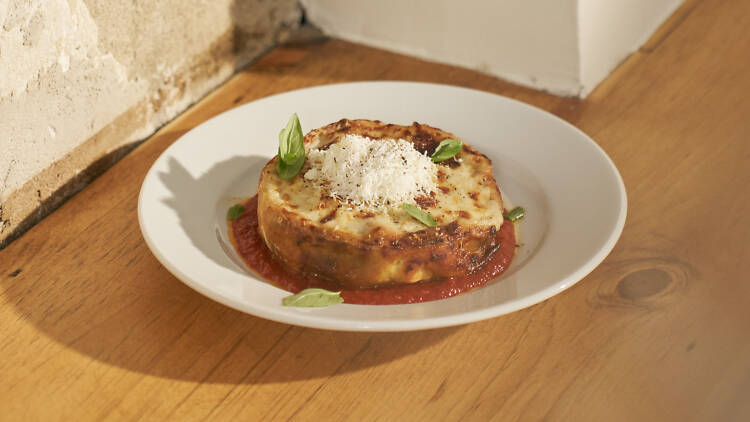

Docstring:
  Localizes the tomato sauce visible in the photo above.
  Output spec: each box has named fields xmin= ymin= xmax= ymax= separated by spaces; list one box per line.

xmin=230 ymin=195 xmax=516 ymax=305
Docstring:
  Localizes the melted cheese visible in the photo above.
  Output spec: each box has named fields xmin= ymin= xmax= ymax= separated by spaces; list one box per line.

xmin=303 ymin=134 xmax=437 ymax=208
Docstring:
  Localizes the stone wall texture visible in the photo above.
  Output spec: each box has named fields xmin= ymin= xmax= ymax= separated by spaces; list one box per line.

xmin=0 ymin=0 xmax=301 ymax=248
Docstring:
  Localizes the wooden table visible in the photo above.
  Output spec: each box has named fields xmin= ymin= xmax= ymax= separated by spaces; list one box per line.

xmin=2 ymin=0 xmax=749 ymax=420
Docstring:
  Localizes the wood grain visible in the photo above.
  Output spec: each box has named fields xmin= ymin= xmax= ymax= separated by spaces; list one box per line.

xmin=2 ymin=0 xmax=749 ymax=420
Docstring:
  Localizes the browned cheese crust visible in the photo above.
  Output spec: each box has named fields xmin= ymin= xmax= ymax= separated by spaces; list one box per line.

xmin=256 ymin=119 xmax=505 ymax=288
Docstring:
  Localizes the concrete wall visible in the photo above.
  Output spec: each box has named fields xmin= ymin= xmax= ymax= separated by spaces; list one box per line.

xmin=300 ymin=0 xmax=683 ymax=97
xmin=0 ymin=0 xmax=301 ymax=247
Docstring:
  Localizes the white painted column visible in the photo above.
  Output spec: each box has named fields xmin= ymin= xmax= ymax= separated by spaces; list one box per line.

xmin=301 ymin=0 xmax=684 ymax=97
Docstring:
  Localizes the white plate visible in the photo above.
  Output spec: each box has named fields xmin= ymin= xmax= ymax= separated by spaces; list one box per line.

xmin=138 ymin=81 xmax=626 ymax=331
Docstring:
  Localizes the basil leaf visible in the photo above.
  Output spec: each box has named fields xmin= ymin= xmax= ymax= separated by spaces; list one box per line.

xmin=278 ymin=113 xmax=304 ymax=164
xmin=277 ymin=113 xmax=306 ymax=180
xmin=402 ymin=203 xmax=438 ymax=227
xmin=277 ymin=146 xmax=306 ymax=181
xmin=227 ymin=204 xmax=245 ymax=220
xmin=282 ymin=288 xmax=344 ymax=307
xmin=431 ymin=139 xmax=463 ymax=162
xmin=503 ymin=206 xmax=525 ymax=222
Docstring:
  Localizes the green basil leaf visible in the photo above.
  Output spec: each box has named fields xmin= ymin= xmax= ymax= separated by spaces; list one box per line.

xmin=431 ymin=139 xmax=463 ymax=162
xmin=278 ymin=113 xmax=304 ymax=165
xmin=277 ymin=114 xmax=305 ymax=180
xmin=227 ymin=204 xmax=245 ymax=220
xmin=282 ymin=288 xmax=344 ymax=307
xmin=503 ymin=206 xmax=525 ymax=222
xmin=277 ymin=146 xmax=306 ymax=181
xmin=402 ymin=203 xmax=438 ymax=227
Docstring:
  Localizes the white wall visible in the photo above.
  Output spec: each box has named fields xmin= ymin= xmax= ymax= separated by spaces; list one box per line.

xmin=578 ymin=0 xmax=683 ymax=96
xmin=301 ymin=0 xmax=684 ymax=97
xmin=302 ymin=0 xmax=581 ymax=96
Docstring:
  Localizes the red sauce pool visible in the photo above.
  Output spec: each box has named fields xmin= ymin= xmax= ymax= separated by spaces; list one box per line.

xmin=229 ymin=195 xmax=516 ymax=305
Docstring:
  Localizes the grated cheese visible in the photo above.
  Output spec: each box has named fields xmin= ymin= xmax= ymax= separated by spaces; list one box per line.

xmin=304 ymin=134 xmax=437 ymax=208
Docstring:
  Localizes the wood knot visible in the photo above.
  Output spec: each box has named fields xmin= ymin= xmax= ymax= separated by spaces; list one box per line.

xmin=587 ymin=255 xmax=697 ymax=311
xmin=617 ymin=268 xmax=671 ymax=300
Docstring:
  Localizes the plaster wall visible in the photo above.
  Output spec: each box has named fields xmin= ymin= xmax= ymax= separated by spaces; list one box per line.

xmin=0 ymin=0 xmax=301 ymax=246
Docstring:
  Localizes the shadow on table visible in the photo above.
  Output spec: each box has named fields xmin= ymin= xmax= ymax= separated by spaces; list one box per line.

xmin=0 ymin=131 xmax=461 ymax=384
xmin=156 ymin=154 xmax=267 ymax=277
xmin=5 ymin=266 xmax=461 ymax=383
